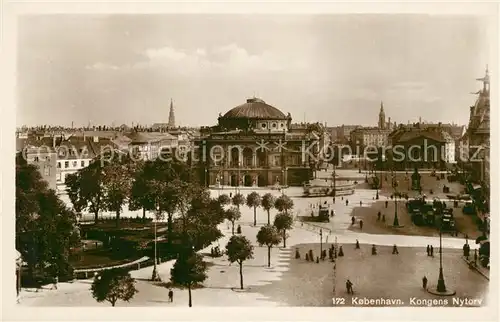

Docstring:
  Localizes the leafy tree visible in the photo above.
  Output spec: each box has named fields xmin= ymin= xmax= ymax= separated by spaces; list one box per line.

xmin=261 ymin=193 xmax=275 ymax=225
xmin=225 ymin=207 xmax=241 ymax=235
xmin=142 ymin=159 xmax=198 ymax=247
xmin=75 ymin=158 xmax=105 ymax=223
xmin=183 ymin=195 xmax=224 ymax=250
xmin=65 ymin=172 xmax=86 ymax=218
xmin=102 ymin=161 xmax=132 ymax=227
xmin=91 ymin=268 xmax=138 ymax=307
xmin=246 ymin=192 xmax=261 ymax=226
xmin=170 ymin=252 xmax=208 ymax=307
xmin=128 ymin=160 xmax=154 ymax=221
xmin=16 ymin=156 xmax=80 ymax=281
xmin=225 ymin=235 xmax=254 ymax=289
xmin=232 ymin=193 xmax=245 ymax=210
xmin=256 ymin=225 xmax=282 ymax=267
xmin=273 ymin=212 xmax=294 ymax=248
xmin=217 ymin=194 xmax=231 ymax=206
xmin=275 ymin=195 xmax=294 ymax=214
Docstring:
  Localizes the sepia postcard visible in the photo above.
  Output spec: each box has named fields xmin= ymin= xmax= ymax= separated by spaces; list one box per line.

xmin=1 ymin=1 xmax=498 ymax=321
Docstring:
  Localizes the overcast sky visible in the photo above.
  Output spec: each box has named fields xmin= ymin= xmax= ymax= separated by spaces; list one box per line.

xmin=17 ymin=14 xmax=492 ymax=127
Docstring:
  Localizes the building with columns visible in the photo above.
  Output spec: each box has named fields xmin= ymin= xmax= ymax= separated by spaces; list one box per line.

xmin=192 ymin=98 xmax=317 ymax=187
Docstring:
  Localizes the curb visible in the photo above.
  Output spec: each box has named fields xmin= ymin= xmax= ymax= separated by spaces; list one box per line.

xmin=462 ymin=257 xmax=489 ymax=280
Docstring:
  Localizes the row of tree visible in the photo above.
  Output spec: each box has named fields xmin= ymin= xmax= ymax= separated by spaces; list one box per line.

xmin=93 ymin=213 xmax=294 ymax=308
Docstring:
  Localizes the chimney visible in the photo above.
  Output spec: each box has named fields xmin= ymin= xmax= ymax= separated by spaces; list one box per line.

xmin=93 ymin=136 xmax=99 ymax=143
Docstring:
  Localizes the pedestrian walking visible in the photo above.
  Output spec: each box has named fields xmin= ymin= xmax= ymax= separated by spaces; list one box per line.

xmin=426 ymin=245 xmax=430 ymax=256
xmin=359 ymin=200 xmax=362 ymax=206
xmin=392 ymin=244 xmax=399 ymax=254
xmin=474 ymin=249 xmax=478 ymax=265
xmin=351 ymin=216 xmax=355 ymax=225
xmin=430 ymin=245 xmax=434 ymax=257
xmin=422 ymin=276 xmax=428 ymax=289
xmin=382 ymin=214 xmax=386 ymax=222
xmin=355 ymin=239 xmax=360 ymax=249
xmin=168 ymin=289 xmax=174 ymax=302
xmin=371 ymin=244 xmax=377 ymax=255
xmin=52 ymin=276 xmax=58 ymax=290
xmin=385 ymin=200 xmax=388 ymax=208
xmin=377 ymin=211 xmax=381 ymax=221
xmin=347 ymin=279 xmax=354 ymax=294
xmin=359 ymin=220 xmax=363 ymax=230
xmin=346 ymin=199 xmax=349 ymax=206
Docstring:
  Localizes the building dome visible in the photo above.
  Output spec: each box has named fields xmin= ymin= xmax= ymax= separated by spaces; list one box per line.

xmin=222 ymin=98 xmax=288 ymax=119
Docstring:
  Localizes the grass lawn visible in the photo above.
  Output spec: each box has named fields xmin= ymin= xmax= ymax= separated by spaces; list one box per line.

xmin=252 ymin=243 xmax=489 ymax=307
xmin=348 ymin=200 xmax=483 ymax=239
xmin=69 ymin=249 xmax=140 ymax=269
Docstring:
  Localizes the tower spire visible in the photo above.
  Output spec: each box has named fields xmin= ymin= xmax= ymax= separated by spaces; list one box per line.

xmin=168 ymin=98 xmax=176 ymax=128
xmin=378 ymin=101 xmax=386 ymax=129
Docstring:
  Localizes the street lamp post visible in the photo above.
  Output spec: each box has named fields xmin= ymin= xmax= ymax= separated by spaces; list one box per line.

xmin=436 ymin=218 xmax=447 ymax=292
xmin=332 ymin=236 xmax=338 ymax=295
xmin=427 ymin=210 xmax=456 ymax=296
xmin=151 ymin=202 xmax=160 ymax=282
xmin=332 ymin=164 xmax=336 ymax=203
xmin=392 ymin=176 xmax=403 ymax=228
xmin=320 ymin=229 xmax=323 ymax=258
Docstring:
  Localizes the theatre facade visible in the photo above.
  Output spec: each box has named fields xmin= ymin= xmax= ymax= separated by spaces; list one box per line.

xmin=192 ymin=98 xmax=320 ymax=187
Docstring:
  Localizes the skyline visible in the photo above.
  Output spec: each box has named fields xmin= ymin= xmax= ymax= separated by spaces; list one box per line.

xmin=17 ymin=14 xmax=492 ymax=128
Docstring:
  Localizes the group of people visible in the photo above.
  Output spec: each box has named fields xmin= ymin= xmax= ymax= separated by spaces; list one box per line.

xmin=426 ymin=245 xmax=435 ymax=257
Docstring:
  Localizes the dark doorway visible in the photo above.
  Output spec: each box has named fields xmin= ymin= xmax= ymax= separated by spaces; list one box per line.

xmin=230 ymin=174 xmax=238 ymax=187
xmin=258 ymin=174 xmax=267 ymax=187
xmin=244 ymin=175 xmax=253 ymax=187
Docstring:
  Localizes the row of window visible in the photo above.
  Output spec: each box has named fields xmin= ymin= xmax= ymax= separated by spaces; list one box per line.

xmin=57 ymin=160 xmax=88 ymax=169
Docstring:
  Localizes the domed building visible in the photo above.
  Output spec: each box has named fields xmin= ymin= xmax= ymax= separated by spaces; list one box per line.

xmin=194 ymin=98 xmax=318 ymax=187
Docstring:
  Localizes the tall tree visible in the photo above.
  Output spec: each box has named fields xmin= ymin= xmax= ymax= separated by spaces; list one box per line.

xmin=246 ymin=192 xmax=262 ymax=226
xmin=225 ymin=235 xmax=254 ymax=289
xmin=91 ymin=268 xmax=138 ymax=307
xmin=102 ymin=161 xmax=132 ymax=227
xmin=261 ymin=193 xmax=275 ymax=225
xmin=16 ymin=156 xmax=80 ymax=280
xmin=275 ymin=195 xmax=294 ymax=215
xmin=65 ymin=172 xmax=86 ymax=219
xmin=273 ymin=212 xmax=294 ymax=248
xmin=78 ymin=158 xmax=105 ymax=223
xmin=128 ymin=160 xmax=154 ymax=221
xmin=232 ymin=193 xmax=245 ymax=210
xmin=170 ymin=252 xmax=208 ymax=307
xmin=256 ymin=225 xmax=282 ymax=268
xmin=224 ymin=207 xmax=241 ymax=235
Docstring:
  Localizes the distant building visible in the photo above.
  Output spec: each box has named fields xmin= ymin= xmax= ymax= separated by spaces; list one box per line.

xmin=20 ymin=137 xmax=58 ymax=191
xmin=55 ymin=134 xmax=118 ymax=195
xmin=126 ymin=131 xmax=178 ymax=161
xmin=388 ymin=125 xmax=450 ymax=170
xmin=193 ymin=97 xmax=318 ymax=186
xmin=350 ymin=127 xmax=391 ymax=150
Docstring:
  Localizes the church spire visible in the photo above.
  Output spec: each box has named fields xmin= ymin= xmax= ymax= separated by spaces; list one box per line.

xmin=168 ymin=98 xmax=176 ymax=128
xmin=378 ymin=101 xmax=386 ymax=129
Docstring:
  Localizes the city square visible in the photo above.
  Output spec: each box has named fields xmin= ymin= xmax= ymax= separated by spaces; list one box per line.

xmin=12 ymin=13 xmax=492 ymax=314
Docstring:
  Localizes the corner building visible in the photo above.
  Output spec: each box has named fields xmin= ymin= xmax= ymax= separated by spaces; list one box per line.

xmin=193 ymin=98 xmax=316 ymax=187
